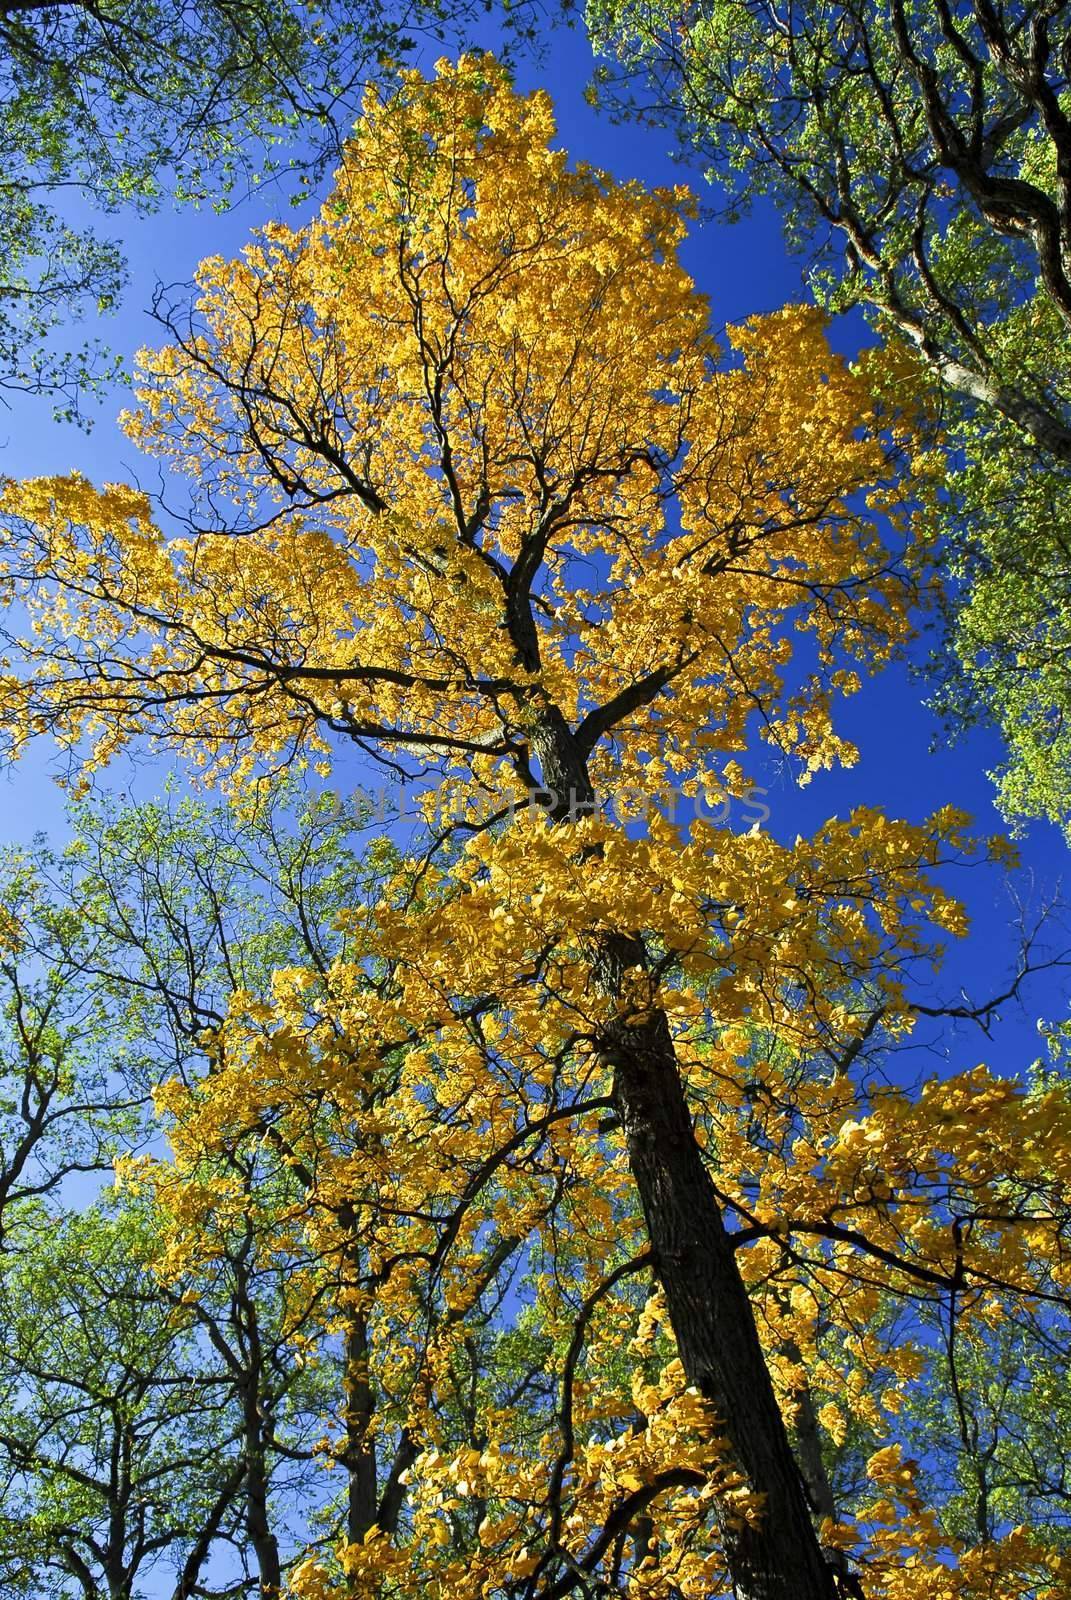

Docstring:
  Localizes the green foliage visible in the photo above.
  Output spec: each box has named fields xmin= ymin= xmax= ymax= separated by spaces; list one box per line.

xmin=61 ymin=781 xmax=397 ymax=1066
xmin=925 ymin=404 xmax=1071 ymax=837
xmin=0 ymin=840 xmax=143 ymax=1235
xmin=901 ymin=1314 xmax=1071 ymax=1552
xmin=0 ymin=1199 xmax=245 ymax=1600
xmin=0 ymin=786 xmax=401 ymax=1595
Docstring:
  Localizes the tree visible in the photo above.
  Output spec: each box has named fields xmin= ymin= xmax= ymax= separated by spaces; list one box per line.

xmin=4 ymin=56 xmax=1071 ymax=1598
xmin=0 ymin=1200 xmax=253 ymax=1600
xmin=0 ymin=839 xmax=145 ymax=1242
xmin=0 ymin=789 xmax=407 ymax=1599
xmin=9 ymin=801 xmax=1071 ymax=1600
xmin=0 ymin=0 xmax=559 ymax=421
xmin=586 ymin=0 xmax=1071 ymax=841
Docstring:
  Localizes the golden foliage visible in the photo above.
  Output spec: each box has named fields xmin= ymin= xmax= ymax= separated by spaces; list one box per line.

xmin=3 ymin=54 xmax=1069 ymax=1600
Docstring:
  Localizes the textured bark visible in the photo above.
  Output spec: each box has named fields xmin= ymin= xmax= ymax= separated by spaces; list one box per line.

xmin=530 ymin=710 xmax=837 ymax=1600
xmin=604 ymin=980 xmax=836 ymax=1600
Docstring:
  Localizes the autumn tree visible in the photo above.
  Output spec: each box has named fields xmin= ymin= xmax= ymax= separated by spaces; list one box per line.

xmin=7 ymin=795 xmax=1071 ymax=1599
xmin=587 ymin=0 xmax=1071 ymax=842
xmin=0 ymin=784 xmax=608 ymax=1597
xmin=0 ymin=0 xmax=560 ymax=421
xmin=5 ymin=56 xmax=1071 ymax=1600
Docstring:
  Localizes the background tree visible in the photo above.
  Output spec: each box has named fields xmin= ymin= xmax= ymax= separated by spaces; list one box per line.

xmin=0 ymin=1200 xmax=251 ymax=1600
xmin=7 ymin=793 xmax=1071 ymax=1600
xmin=0 ymin=789 xmax=405 ymax=1598
xmin=105 ymin=791 xmax=1071 ymax=1600
xmin=586 ymin=0 xmax=1071 ymax=842
xmin=0 ymin=840 xmax=144 ymax=1242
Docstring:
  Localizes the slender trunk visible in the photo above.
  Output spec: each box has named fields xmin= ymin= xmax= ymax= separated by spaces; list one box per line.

xmin=242 ymin=1376 xmax=282 ymax=1598
xmin=780 ymin=1335 xmax=850 ymax=1584
xmin=530 ymin=712 xmax=837 ymax=1600
xmin=630 ymin=1411 xmax=657 ymax=1572
xmin=378 ymin=1428 xmax=417 ymax=1535
xmin=791 ymin=1371 xmax=838 ymax=1530
xmin=343 ymin=1311 xmax=378 ymax=1543
xmin=105 ymin=1419 xmax=131 ymax=1600
xmin=172 ymin=1457 xmax=247 ymax=1600
xmin=927 ymin=349 xmax=1071 ymax=462
xmin=236 ymin=1283 xmax=281 ymax=1598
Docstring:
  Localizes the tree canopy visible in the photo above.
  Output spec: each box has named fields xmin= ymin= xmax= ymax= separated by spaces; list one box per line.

xmin=0 ymin=0 xmax=560 ymax=421
xmin=587 ymin=0 xmax=1071 ymax=842
xmin=1 ymin=58 xmax=1071 ymax=1600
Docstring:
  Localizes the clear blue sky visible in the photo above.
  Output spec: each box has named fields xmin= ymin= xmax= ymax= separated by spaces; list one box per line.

xmin=1 ymin=18 xmax=1066 ymax=1088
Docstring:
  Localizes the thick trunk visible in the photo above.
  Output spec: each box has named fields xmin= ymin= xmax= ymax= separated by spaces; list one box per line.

xmin=604 ymin=988 xmax=836 ymax=1600
xmin=529 ymin=711 xmax=836 ymax=1600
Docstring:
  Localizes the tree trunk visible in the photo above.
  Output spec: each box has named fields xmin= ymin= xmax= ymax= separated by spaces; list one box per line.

xmin=604 ymin=978 xmax=836 ymax=1600
xmin=235 ymin=1280 xmax=282 ymax=1598
xmin=243 ymin=1387 xmax=282 ymax=1598
xmin=529 ymin=710 xmax=837 ymax=1600
xmin=343 ymin=1311 xmax=378 ymax=1543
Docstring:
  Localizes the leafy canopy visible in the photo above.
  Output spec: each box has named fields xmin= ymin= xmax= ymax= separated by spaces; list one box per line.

xmin=0 ymin=54 xmax=916 ymax=794
xmin=3 ymin=56 xmax=1071 ymax=1600
xmin=0 ymin=0 xmax=562 ymax=421
xmin=587 ymin=0 xmax=1071 ymax=842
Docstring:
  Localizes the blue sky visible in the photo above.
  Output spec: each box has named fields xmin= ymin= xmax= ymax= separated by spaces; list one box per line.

xmin=1 ymin=17 xmax=1067 ymax=1086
